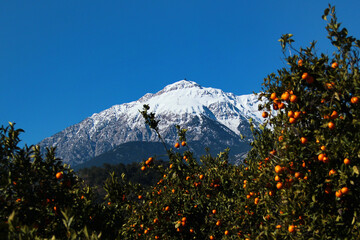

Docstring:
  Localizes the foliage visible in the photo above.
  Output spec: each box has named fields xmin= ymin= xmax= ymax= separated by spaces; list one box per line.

xmin=1 ymin=5 xmax=359 ymax=240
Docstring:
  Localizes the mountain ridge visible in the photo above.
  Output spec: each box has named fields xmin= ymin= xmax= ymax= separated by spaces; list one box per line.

xmin=39 ymin=80 xmax=263 ymax=168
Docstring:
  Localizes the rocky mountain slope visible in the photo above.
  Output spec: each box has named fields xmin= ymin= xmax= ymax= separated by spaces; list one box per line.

xmin=39 ymin=80 xmax=263 ymax=168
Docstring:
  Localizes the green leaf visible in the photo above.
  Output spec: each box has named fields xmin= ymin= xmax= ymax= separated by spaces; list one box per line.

xmin=353 ymin=166 xmax=359 ymax=175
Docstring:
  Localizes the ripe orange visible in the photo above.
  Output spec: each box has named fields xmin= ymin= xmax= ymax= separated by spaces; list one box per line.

xmin=331 ymin=62 xmax=338 ymax=68
xmin=190 ymin=229 xmax=194 ymax=233
xmin=141 ymin=166 xmax=146 ymax=171
xmin=56 ymin=172 xmax=63 ymax=180
xmin=199 ymin=174 xmax=204 ymax=180
xmin=341 ymin=187 xmax=349 ymax=195
xmin=281 ymin=92 xmax=290 ymax=101
xmin=328 ymin=121 xmax=335 ymax=130
xmin=254 ymin=197 xmax=259 ymax=205
xmin=154 ymin=218 xmax=159 ymax=223
xmin=276 ymin=182 xmax=283 ymax=189
xmin=318 ymin=153 xmax=325 ymax=161
xmin=351 ymin=96 xmax=359 ymax=104
xmin=288 ymin=111 xmax=294 ymax=118
xmin=288 ymin=225 xmax=295 ymax=233
xmin=320 ymin=145 xmax=326 ymax=151
xmin=289 ymin=117 xmax=296 ymax=124
xmin=335 ymin=190 xmax=342 ymax=198
xmin=329 ymin=169 xmax=336 ymax=176
xmin=344 ymin=158 xmax=350 ymax=165
xmin=174 ymin=142 xmax=180 ymax=148
xmin=216 ymin=220 xmax=221 ymax=226
xmin=275 ymin=165 xmax=282 ymax=173
xmin=275 ymin=175 xmax=280 ymax=182
xmin=209 ymin=236 xmax=215 ymax=240
xmin=278 ymin=136 xmax=284 ymax=142
xmin=138 ymin=195 xmax=142 ymax=199
xmin=276 ymin=225 xmax=282 ymax=229
xmin=294 ymin=172 xmax=301 ymax=179
xmin=294 ymin=111 xmax=301 ymax=119
xmin=278 ymin=102 xmax=285 ymax=109
xmin=300 ymin=137 xmax=308 ymax=144
xmin=298 ymin=59 xmax=303 ymax=66
xmin=270 ymin=92 xmax=277 ymax=100
xmin=212 ymin=209 xmax=217 ymax=214
xmin=301 ymin=73 xmax=309 ymax=80
xmin=262 ymin=112 xmax=269 ymax=118
xmin=224 ymin=230 xmax=229 ymax=235
xmin=330 ymin=111 xmax=339 ymax=119
xmin=290 ymin=95 xmax=297 ymax=103
xmin=181 ymin=141 xmax=187 ymax=146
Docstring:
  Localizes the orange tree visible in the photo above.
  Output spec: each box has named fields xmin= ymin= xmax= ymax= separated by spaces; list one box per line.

xmin=102 ymin=5 xmax=360 ymax=240
xmin=242 ymin=5 xmax=360 ymax=239
xmin=0 ymin=123 xmax=102 ymax=239
xmin=110 ymin=105 xmax=247 ymax=240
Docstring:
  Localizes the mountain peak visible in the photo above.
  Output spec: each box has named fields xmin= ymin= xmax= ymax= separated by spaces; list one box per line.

xmin=161 ymin=80 xmax=201 ymax=92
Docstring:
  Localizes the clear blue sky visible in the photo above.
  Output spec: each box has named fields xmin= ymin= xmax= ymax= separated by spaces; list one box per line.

xmin=1 ymin=1 xmax=360 ymax=146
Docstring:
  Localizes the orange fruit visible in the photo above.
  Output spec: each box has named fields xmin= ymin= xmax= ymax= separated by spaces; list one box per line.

xmin=288 ymin=111 xmax=294 ymax=118
xmin=335 ymin=190 xmax=342 ymax=198
xmin=318 ymin=153 xmax=325 ymax=161
xmin=141 ymin=166 xmax=146 ymax=171
xmin=212 ymin=209 xmax=217 ymax=214
xmin=330 ymin=111 xmax=339 ymax=119
xmin=275 ymin=165 xmax=283 ymax=173
xmin=254 ymin=197 xmax=259 ymax=205
xmin=344 ymin=158 xmax=350 ymax=165
xmin=288 ymin=225 xmax=295 ymax=233
xmin=199 ymin=174 xmax=204 ymax=180
xmin=276 ymin=225 xmax=282 ymax=229
xmin=351 ymin=96 xmax=359 ymax=104
xmin=290 ymin=95 xmax=298 ymax=103
xmin=341 ymin=187 xmax=349 ymax=195
xmin=289 ymin=117 xmax=296 ymax=124
xmin=294 ymin=172 xmax=301 ymax=179
xmin=281 ymin=92 xmax=290 ymax=101
xmin=165 ymin=206 xmax=170 ymax=211
xmin=331 ymin=62 xmax=338 ymax=68
xmin=224 ymin=230 xmax=229 ymax=235
xmin=262 ymin=112 xmax=269 ymax=118
xmin=154 ymin=218 xmax=159 ymax=223
xmin=216 ymin=220 xmax=221 ymax=226
xmin=278 ymin=102 xmax=285 ymax=109
xmin=181 ymin=141 xmax=187 ymax=146
xmin=270 ymin=92 xmax=277 ymax=100
xmin=278 ymin=136 xmax=284 ymax=142
xmin=294 ymin=111 xmax=301 ymax=119
xmin=298 ymin=59 xmax=303 ymax=66
xmin=138 ymin=195 xmax=142 ymax=199
xmin=56 ymin=172 xmax=63 ymax=180
xmin=275 ymin=175 xmax=280 ymax=182
xmin=174 ymin=142 xmax=180 ymax=148
xmin=300 ymin=137 xmax=307 ymax=144
xmin=301 ymin=73 xmax=309 ymax=80
xmin=209 ymin=236 xmax=215 ymax=240
xmin=329 ymin=169 xmax=336 ymax=176
xmin=320 ymin=145 xmax=326 ymax=151
xmin=276 ymin=182 xmax=283 ymax=189
xmin=190 ymin=229 xmax=194 ymax=233
xmin=328 ymin=121 xmax=335 ymax=130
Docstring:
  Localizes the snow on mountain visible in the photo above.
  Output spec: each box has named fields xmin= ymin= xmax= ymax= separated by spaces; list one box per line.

xmin=39 ymin=80 xmax=264 ymax=167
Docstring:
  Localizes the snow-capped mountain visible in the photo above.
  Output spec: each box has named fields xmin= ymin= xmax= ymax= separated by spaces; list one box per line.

xmin=39 ymin=80 xmax=263 ymax=168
